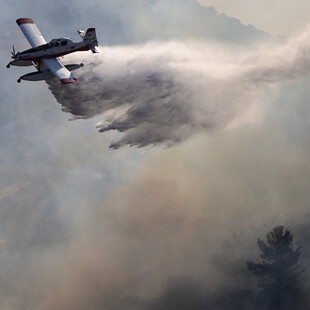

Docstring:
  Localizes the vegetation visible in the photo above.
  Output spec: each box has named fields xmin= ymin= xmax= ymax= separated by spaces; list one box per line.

xmin=247 ymin=226 xmax=306 ymax=310
xmin=116 ymin=226 xmax=309 ymax=310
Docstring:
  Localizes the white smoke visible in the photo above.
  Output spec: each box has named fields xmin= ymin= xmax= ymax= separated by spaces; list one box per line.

xmin=47 ymin=29 xmax=310 ymax=148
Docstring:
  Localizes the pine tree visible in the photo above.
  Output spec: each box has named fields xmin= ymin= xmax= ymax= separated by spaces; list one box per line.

xmin=247 ymin=226 xmax=304 ymax=310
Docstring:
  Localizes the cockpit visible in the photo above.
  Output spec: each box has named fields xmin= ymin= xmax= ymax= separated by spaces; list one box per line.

xmin=18 ymin=38 xmax=74 ymax=57
xmin=48 ymin=38 xmax=73 ymax=48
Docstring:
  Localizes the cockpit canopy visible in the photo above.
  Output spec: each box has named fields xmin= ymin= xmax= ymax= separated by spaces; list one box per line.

xmin=48 ymin=38 xmax=73 ymax=48
xmin=17 ymin=37 xmax=74 ymax=57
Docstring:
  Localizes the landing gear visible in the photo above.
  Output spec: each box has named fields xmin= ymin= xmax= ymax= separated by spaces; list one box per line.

xmin=6 ymin=64 xmax=10 ymax=68
xmin=17 ymin=78 xmax=21 ymax=83
xmin=80 ymin=63 xmax=84 ymax=67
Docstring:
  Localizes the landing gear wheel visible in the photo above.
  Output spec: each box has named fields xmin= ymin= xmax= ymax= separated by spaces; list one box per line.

xmin=80 ymin=63 xmax=84 ymax=67
xmin=6 ymin=64 xmax=10 ymax=68
xmin=17 ymin=79 xmax=21 ymax=83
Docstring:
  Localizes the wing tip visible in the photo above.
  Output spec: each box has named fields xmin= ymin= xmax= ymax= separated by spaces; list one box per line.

xmin=60 ymin=78 xmax=78 ymax=84
xmin=16 ymin=18 xmax=34 ymax=25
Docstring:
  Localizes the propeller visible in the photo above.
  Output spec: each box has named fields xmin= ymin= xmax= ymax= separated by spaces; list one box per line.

xmin=11 ymin=45 xmax=19 ymax=58
xmin=11 ymin=45 xmax=16 ymax=56
xmin=7 ymin=45 xmax=17 ymax=67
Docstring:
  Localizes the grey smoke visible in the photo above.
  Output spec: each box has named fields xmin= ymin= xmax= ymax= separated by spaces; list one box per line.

xmin=2 ymin=2 xmax=310 ymax=309
xmin=48 ymin=30 xmax=310 ymax=148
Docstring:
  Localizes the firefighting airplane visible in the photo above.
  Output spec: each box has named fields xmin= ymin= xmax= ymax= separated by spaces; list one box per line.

xmin=6 ymin=18 xmax=100 ymax=84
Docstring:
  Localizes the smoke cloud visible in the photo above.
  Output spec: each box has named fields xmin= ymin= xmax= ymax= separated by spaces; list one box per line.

xmin=48 ymin=28 xmax=310 ymax=148
xmin=9 ymin=126 xmax=310 ymax=310
xmin=3 ymin=3 xmax=310 ymax=309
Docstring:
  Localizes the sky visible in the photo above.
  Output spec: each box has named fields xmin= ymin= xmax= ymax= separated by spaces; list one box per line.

xmin=1 ymin=0 xmax=310 ymax=309
xmin=199 ymin=0 xmax=310 ymax=36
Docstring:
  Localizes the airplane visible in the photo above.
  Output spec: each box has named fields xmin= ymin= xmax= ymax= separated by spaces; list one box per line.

xmin=6 ymin=18 xmax=100 ymax=84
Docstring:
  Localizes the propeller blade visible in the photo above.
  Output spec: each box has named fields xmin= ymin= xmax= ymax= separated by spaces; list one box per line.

xmin=11 ymin=45 xmax=16 ymax=56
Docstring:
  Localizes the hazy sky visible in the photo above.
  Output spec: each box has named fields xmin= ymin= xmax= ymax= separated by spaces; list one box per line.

xmin=1 ymin=1 xmax=310 ymax=309
xmin=199 ymin=0 xmax=310 ymax=36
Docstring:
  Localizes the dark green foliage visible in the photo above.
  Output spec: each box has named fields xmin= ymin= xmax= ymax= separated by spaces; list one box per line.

xmin=247 ymin=226 xmax=305 ymax=310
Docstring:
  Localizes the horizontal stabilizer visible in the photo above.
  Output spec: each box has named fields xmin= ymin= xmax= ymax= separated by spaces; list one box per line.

xmin=77 ymin=30 xmax=85 ymax=39
xmin=91 ymin=46 xmax=101 ymax=53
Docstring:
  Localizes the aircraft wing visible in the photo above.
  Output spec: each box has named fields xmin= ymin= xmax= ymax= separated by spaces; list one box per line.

xmin=16 ymin=18 xmax=46 ymax=47
xmin=16 ymin=18 xmax=77 ymax=84
xmin=42 ymin=58 xmax=78 ymax=84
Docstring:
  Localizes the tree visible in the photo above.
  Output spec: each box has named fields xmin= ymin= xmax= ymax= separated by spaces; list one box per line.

xmin=247 ymin=226 xmax=305 ymax=310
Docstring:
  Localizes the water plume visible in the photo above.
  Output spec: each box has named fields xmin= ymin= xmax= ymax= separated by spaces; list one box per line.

xmin=46 ymin=29 xmax=310 ymax=148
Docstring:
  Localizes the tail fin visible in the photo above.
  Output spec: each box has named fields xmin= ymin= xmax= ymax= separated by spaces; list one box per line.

xmin=83 ymin=28 xmax=100 ymax=53
xmin=83 ymin=28 xmax=97 ymax=42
